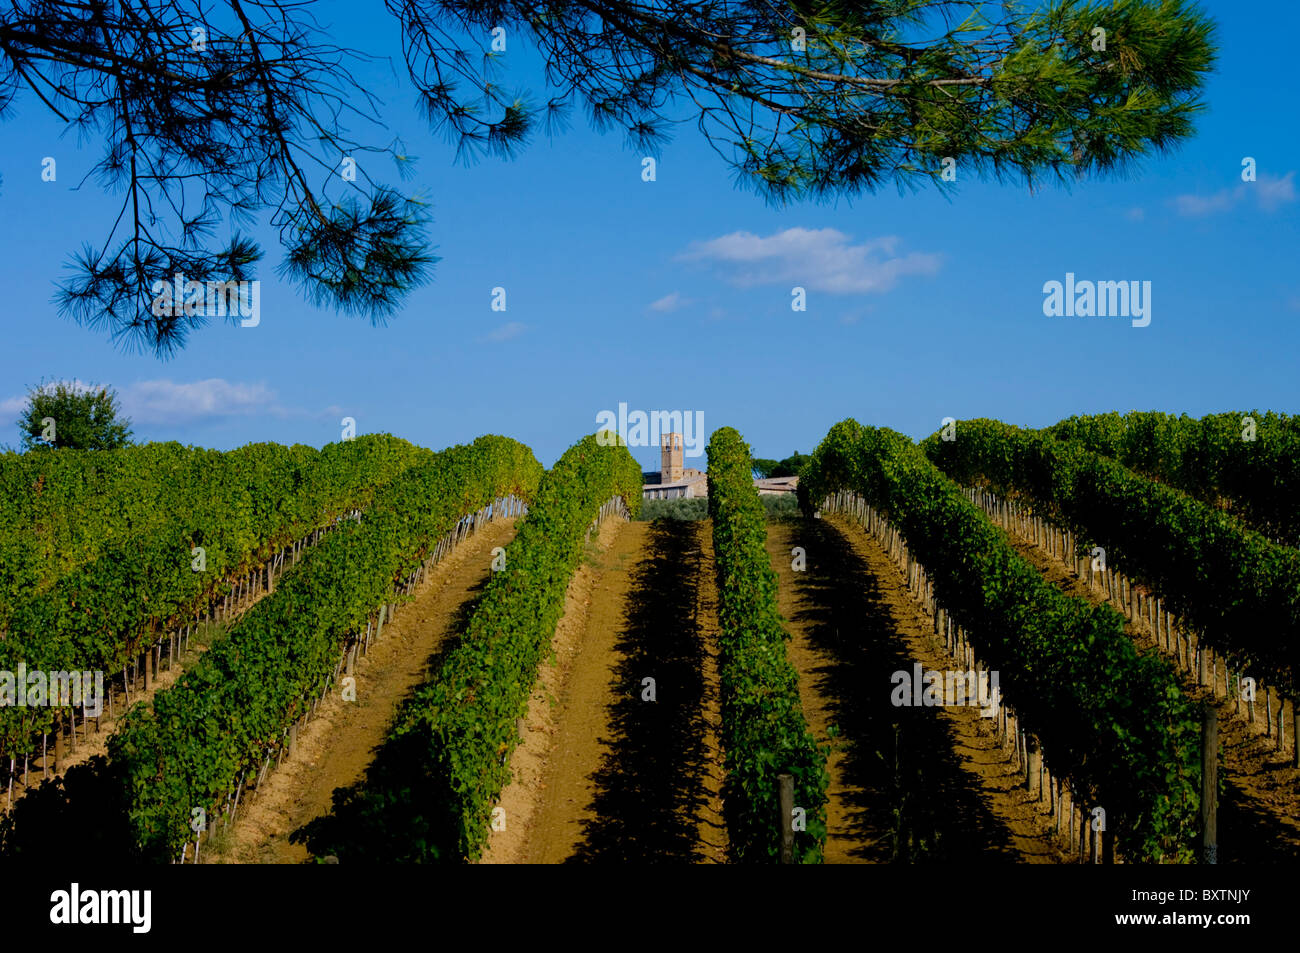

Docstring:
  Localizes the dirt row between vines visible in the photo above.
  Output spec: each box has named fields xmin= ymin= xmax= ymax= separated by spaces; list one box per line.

xmin=768 ymin=514 xmax=1073 ymax=863
xmin=999 ymin=524 xmax=1300 ymax=863
xmin=213 ymin=517 xmax=519 ymax=863
xmin=482 ymin=518 xmax=727 ymax=863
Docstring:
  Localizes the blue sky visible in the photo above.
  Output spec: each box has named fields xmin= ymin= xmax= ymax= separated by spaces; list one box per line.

xmin=1 ymin=1 xmax=1296 ymax=470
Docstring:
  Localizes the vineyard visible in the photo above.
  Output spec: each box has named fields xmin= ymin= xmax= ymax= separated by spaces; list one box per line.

xmin=0 ymin=0 xmax=1280 ymax=935
xmin=1 ymin=413 xmax=1297 ymax=864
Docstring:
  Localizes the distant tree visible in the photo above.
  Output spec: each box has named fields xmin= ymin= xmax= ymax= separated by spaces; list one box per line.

xmin=0 ymin=1 xmax=1217 ymax=356
xmin=770 ymin=452 xmax=808 ymax=478
xmin=753 ymin=452 xmax=808 ymax=479
xmin=18 ymin=381 xmax=134 ymax=451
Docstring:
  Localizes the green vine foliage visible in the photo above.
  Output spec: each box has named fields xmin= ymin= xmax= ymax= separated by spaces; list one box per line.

xmin=295 ymin=431 xmax=642 ymax=863
xmin=0 ymin=435 xmax=429 ymax=755
xmin=1047 ymin=411 xmax=1300 ymax=544
xmin=800 ymin=420 xmax=1201 ymax=862
xmin=109 ymin=435 xmax=543 ymax=861
xmin=0 ymin=437 xmax=423 ymax=608
xmin=924 ymin=418 xmax=1300 ymax=698
xmin=707 ymin=426 xmax=828 ymax=863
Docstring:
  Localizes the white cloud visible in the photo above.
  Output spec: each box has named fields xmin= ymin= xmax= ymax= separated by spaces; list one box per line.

xmin=1172 ymin=189 xmax=1236 ymax=217
xmin=1256 ymin=171 xmax=1296 ymax=211
xmin=484 ymin=321 xmax=527 ymax=342
xmin=123 ymin=378 xmax=276 ymax=424
xmin=0 ymin=395 xmax=26 ymax=419
xmin=1124 ymin=207 xmax=1146 ymax=222
xmin=679 ymin=227 xmax=941 ymax=294
xmin=1172 ymin=172 xmax=1296 ymax=217
xmin=0 ymin=378 xmax=328 ymax=428
xmin=648 ymin=292 xmax=689 ymax=313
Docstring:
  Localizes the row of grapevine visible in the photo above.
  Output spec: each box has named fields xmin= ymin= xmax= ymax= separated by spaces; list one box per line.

xmin=0 ymin=437 xmax=426 ymax=611
xmin=706 ymin=427 xmax=828 ymax=863
xmin=0 ymin=435 xmax=429 ymax=758
xmin=960 ymin=485 xmax=1299 ymax=770
xmin=296 ymin=431 xmax=643 ymax=863
xmin=1 ymin=506 xmax=366 ymax=811
xmin=924 ymin=419 xmax=1300 ymax=698
xmin=799 ymin=420 xmax=1202 ymax=861
xmin=109 ymin=435 xmax=544 ymax=860
xmin=1046 ymin=410 xmax=1300 ymax=543
xmin=821 ymin=483 xmax=1124 ymax=862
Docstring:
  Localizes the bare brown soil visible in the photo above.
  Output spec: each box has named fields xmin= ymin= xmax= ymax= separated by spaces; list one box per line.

xmin=690 ymin=524 xmax=728 ymax=863
xmin=490 ymin=518 xmax=727 ymax=863
xmin=1000 ymin=523 xmax=1300 ymax=863
xmin=478 ymin=516 xmax=628 ymax=863
xmin=768 ymin=514 xmax=1074 ymax=863
xmin=211 ymin=518 xmax=518 ymax=863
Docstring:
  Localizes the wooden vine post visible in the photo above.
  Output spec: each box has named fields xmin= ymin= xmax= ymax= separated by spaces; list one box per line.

xmin=53 ymin=713 xmax=64 ymax=772
xmin=1202 ymin=705 xmax=1218 ymax=864
xmin=1293 ymin=697 xmax=1300 ymax=769
xmin=778 ymin=773 xmax=794 ymax=864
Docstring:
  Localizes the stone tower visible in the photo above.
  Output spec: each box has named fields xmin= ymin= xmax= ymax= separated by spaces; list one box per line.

xmin=661 ymin=432 xmax=684 ymax=484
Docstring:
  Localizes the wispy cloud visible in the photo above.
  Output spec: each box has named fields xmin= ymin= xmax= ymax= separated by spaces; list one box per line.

xmin=1172 ymin=190 xmax=1237 ymax=217
xmin=0 ymin=378 xmax=331 ymax=428
xmin=679 ymin=227 xmax=941 ymax=294
xmin=1257 ymin=172 xmax=1297 ymax=211
xmin=1172 ymin=172 xmax=1296 ymax=217
xmin=483 ymin=321 xmax=527 ymax=342
xmin=124 ymin=378 xmax=277 ymax=424
xmin=648 ymin=292 xmax=689 ymax=313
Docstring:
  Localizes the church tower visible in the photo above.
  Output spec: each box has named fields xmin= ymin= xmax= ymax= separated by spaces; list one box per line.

xmin=661 ymin=432 xmax=684 ymax=484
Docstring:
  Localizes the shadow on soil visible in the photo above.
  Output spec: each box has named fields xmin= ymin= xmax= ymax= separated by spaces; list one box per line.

xmin=566 ymin=519 xmax=715 ymax=862
xmin=287 ymin=572 xmax=497 ymax=863
xmin=778 ymin=516 xmax=1030 ymax=863
xmin=1216 ymin=755 xmax=1300 ymax=863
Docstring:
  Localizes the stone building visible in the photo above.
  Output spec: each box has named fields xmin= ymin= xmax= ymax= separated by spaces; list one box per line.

xmin=641 ymin=433 xmax=798 ymax=500
xmin=642 ymin=432 xmax=707 ymax=499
